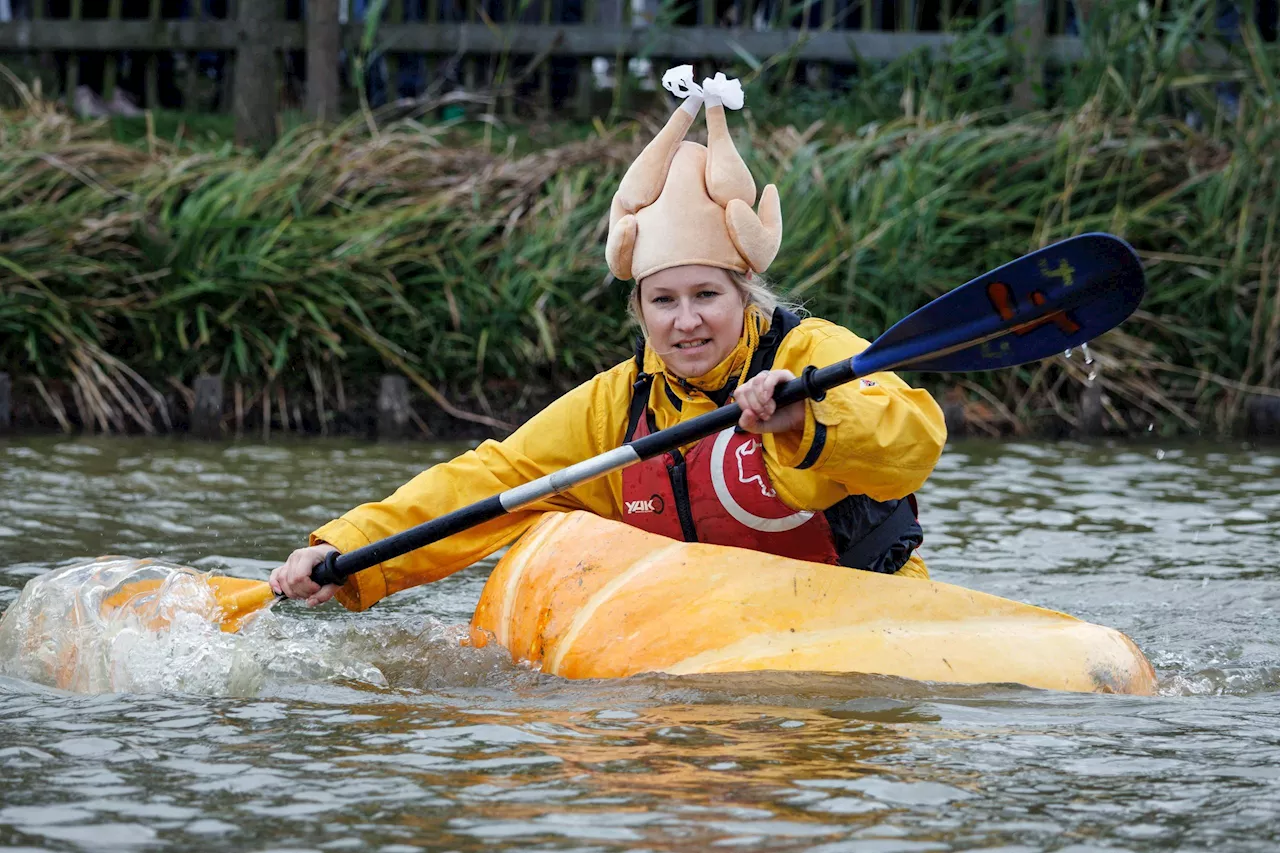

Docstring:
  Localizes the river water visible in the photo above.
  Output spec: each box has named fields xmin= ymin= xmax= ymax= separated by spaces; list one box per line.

xmin=1 ymin=436 xmax=1277 ymax=852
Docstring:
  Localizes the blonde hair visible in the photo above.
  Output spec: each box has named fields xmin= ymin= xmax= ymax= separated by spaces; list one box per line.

xmin=628 ymin=269 xmax=801 ymax=338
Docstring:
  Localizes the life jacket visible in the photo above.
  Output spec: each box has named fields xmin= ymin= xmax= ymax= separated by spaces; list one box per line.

xmin=620 ymin=308 xmax=923 ymax=574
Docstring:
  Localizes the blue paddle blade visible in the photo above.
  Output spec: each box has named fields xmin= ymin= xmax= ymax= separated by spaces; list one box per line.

xmin=853 ymin=233 xmax=1146 ymax=376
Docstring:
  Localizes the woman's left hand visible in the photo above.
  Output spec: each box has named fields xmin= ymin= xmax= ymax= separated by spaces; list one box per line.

xmin=270 ymin=543 xmax=339 ymax=607
xmin=735 ymin=369 xmax=805 ymax=435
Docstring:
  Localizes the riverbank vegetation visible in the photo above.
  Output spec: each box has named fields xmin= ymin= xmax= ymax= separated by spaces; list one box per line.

xmin=1 ymin=1 xmax=1278 ymax=438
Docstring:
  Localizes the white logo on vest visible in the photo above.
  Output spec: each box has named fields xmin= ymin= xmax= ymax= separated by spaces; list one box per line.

xmin=710 ymin=428 xmax=814 ymax=533
xmin=625 ymin=494 xmax=666 ymax=515
xmin=734 ymin=437 xmax=777 ymax=498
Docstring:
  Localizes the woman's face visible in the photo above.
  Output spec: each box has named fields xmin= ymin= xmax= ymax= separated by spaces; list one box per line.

xmin=639 ymin=265 xmax=746 ymax=379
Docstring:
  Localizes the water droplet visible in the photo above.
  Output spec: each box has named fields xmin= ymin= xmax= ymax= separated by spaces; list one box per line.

xmin=1088 ymin=370 xmax=1098 ymax=382
xmin=1156 ymin=449 xmax=1166 ymax=460
xmin=1082 ymin=343 xmax=1094 ymax=365
xmin=1063 ymin=348 xmax=1073 ymax=359
xmin=1147 ymin=423 xmax=1154 ymax=432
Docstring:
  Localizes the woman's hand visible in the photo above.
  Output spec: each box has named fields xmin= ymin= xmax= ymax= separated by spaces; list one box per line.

xmin=735 ymin=369 xmax=805 ymax=435
xmin=270 ymin=543 xmax=340 ymax=607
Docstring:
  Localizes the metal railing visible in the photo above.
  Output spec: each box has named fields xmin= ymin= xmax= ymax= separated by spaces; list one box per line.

xmin=0 ymin=1 xmax=1075 ymax=141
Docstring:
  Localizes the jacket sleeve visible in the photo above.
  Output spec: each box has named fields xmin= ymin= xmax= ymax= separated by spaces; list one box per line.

xmin=310 ymin=365 xmax=633 ymax=611
xmin=763 ymin=319 xmax=947 ymax=503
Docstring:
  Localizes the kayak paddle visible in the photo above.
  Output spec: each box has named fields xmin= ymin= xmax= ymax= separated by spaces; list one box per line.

xmin=121 ymin=232 xmax=1147 ymax=630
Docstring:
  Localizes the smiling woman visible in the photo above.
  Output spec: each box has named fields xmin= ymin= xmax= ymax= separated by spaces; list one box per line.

xmin=633 ymin=266 xmax=749 ymax=379
xmin=270 ymin=66 xmax=948 ymax=613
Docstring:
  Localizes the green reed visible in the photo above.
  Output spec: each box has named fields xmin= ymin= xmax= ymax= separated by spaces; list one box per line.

xmin=0 ymin=0 xmax=1276 ymax=436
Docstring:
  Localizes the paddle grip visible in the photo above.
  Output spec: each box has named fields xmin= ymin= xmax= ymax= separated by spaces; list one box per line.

xmin=312 ymin=549 xmax=343 ymax=587
xmin=774 ymin=360 xmax=852 ymax=407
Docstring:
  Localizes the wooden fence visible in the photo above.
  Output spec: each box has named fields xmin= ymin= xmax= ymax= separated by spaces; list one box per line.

xmin=1 ymin=0 xmax=1081 ymax=144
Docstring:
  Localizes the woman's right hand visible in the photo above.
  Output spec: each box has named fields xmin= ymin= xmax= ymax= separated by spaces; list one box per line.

xmin=270 ymin=543 xmax=340 ymax=607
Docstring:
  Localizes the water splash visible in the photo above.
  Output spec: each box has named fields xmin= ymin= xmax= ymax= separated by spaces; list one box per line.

xmin=1160 ymin=667 xmax=1280 ymax=697
xmin=0 ymin=558 xmax=387 ymax=695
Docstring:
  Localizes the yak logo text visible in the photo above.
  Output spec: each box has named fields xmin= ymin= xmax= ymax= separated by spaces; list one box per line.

xmin=625 ymin=495 xmax=666 ymax=515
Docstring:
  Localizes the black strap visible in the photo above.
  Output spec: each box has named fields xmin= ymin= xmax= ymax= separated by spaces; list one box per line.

xmin=837 ymin=498 xmax=917 ymax=571
xmin=736 ymin=307 xmax=803 ymax=390
xmin=795 ymin=421 xmax=827 ymax=470
xmin=625 ymin=337 xmax=653 ymax=443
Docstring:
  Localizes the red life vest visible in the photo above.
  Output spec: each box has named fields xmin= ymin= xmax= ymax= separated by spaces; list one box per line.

xmin=619 ymin=309 xmax=923 ymax=573
xmin=623 ymin=410 xmax=845 ymax=563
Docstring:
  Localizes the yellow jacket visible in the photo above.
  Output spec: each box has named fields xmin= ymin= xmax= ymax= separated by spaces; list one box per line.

xmin=313 ymin=315 xmax=948 ymax=611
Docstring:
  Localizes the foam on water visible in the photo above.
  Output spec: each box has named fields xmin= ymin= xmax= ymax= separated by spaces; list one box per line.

xmin=0 ymin=558 xmax=388 ymax=695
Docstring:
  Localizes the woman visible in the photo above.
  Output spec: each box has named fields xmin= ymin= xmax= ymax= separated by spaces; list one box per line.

xmin=271 ymin=67 xmax=947 ymax=610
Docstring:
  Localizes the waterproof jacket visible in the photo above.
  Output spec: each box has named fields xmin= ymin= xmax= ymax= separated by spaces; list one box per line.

xmin=312 ymin=313 xmax=948 ymax=611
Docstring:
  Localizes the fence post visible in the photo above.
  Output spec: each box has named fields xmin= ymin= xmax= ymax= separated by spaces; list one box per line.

xmin=145 ymin=0 xmax=161 ymax=109
xmin=378 ymin=375 xmax=411 ymax=440
xmin=182 ymin=0 xmax=202 ymax=109
xmin=192 ymin=374 xmax=224 ymax=439
xmin=1011 ymin=0 xmax=1045 ymax=111
xmin=899 ymin=0 xmax=917 ymax=32
xmin=1078 ymin=383 xmax=1105 ymax=436
xmin=103 ymin=0 xmax=124 ymax=102
xmin=189 ymin=373 xmax=225 ymax=438
xmin=942 ymin=389 xmax=967 ymax=440
xmin=29 ymin=0 xmax=56 ymax=99
xmin=1246 ymin=396 xmax=1280 ymax=439
xmin=234 ymin=0 xmax=280 ymax=149
xmin=306 ymin=0 xmax=341 ymax=122
xmin=574 ymin=0 xmax=599 ymax=120
xmin=425 ymin=0 xmax=441 ymax=105
xmin=222 ymin=0 xmax=239 ymax=113
xmin=64 ymin=0 xmax=82 ymax=111
xmin=0 ymin=373 xmax=10 ymax=432
xmin=535 ymin=0 xmax=550 ymax=110
xmin=386 ymin=0 xmax=403 ymax=102
xmin=463 ymin=0 xmax=478 ymax=110
xmin=813 ymin=0 xmax=836 ymax=89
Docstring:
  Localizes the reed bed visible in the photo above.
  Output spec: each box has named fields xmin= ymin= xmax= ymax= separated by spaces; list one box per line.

xmin=1 ymin=1 xmax=1277 ymax=437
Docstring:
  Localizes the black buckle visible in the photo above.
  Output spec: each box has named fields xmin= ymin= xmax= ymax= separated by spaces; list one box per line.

xmin=801 ymin=365 xmax=826 ymax=402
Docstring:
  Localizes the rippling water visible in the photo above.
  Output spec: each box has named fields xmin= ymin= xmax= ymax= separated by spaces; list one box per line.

xmin=1 ymin=436 xmax=1278 ymax=851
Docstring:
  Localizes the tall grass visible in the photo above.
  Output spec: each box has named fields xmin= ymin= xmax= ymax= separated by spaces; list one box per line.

xmin=0 ymin=0 xmax=1277 ymax=437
